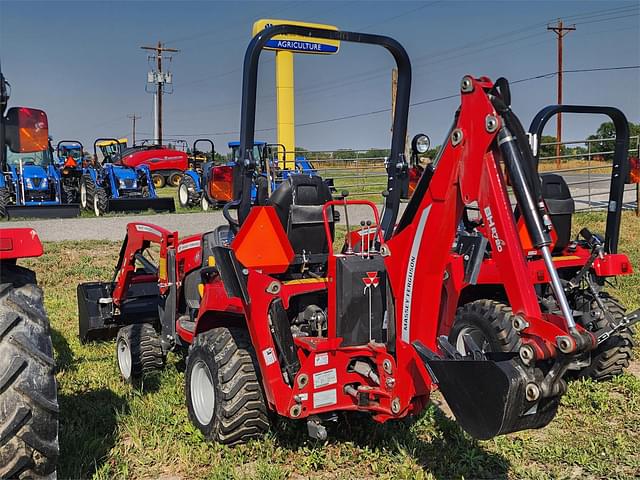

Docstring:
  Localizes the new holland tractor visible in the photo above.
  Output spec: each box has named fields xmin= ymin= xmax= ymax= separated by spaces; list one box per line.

xmin=78 ymin=26 xmax=637 ymax=445
xmin=0 ymin=65 xmax=58 ymax=478
xmin=55 ymin=139 xmax=85 ymax=204
xmin=79 ymin=137 xmax=175 ymax=216
xmin=0 ymin=131 xmax=80 ymax=219
xmin=178 ymin=140 xmax=323 ymax=211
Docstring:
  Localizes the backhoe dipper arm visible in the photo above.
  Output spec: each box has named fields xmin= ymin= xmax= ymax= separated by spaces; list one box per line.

xmin=111 ymin=222 xmax=177 ymax=307
xmin=237 ymin=24 xmax=411 ymax=228
xmin=387 ymin=76 xmax=586 ymax=359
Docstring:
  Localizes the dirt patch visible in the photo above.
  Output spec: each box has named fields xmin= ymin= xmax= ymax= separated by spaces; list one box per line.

xmin=626 ymin=360 xmax=640 ymax=379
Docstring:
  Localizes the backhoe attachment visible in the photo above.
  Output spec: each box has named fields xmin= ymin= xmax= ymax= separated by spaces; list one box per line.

xmin=414 ymin=339 xmax=559 ymax=439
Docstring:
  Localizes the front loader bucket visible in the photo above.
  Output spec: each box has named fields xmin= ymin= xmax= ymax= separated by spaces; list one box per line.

xmin=414 ymin=342 xmax=559 ymax=439
xmin=78 ymin=282 xmax=117 ymax=343
xmin=107 ymin=197 xmax=175 ymax=214
xmin=6 ymin=203 xmax=81 ymax=219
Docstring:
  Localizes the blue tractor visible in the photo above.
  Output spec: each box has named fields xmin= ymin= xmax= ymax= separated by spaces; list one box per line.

xmin=55 ymin=140 xmax=85 ymax=204
xmin=178 ymin=140 xmax=322 ymax=211
xmin=0 ymin=138 xmax=80 ymax=219
xmin=79 ymin=138 xmax=175 ymax=216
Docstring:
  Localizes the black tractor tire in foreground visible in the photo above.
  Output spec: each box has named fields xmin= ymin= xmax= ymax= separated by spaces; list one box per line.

xmin=116 ymin=324 xmax=165 ymax=383
xmin=178 ymin=175 xmax=201 ymax=208
xmin=0 ymin=187 xmax=10 ymax=219
xmin=449 ymin=299 xmax=521 ymax=355
xmin=92 ymin=186 xmax=109 ymax=217
xmin=186 ymin=327 xmax=269 ymax=445
xmin=0 ymin=264 xmax=58 ymax=479
xmin=572 ymin=292 xmax=634 ymax=381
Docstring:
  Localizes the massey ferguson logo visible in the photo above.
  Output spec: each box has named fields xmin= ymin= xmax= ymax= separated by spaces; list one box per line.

xmin=362 ymin=271 xmax=379 ymax=289
xmin=484 ymin=206 xmax=504 ymax=252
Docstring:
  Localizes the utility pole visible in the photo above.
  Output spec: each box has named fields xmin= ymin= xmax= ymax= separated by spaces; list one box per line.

xmin=127 ymin=113 xmax=141 ymax=145
xmin=548 ymin=19 xmax=575 ymax=166
xmin=141 ymin=42 xmax=179 ymax=146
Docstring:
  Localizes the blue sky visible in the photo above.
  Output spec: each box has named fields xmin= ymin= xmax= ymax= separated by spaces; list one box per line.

xmin=1 ymin=0 xmax=638 ymax=152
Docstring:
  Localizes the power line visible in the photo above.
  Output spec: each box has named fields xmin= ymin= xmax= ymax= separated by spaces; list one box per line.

xmin=155 ymin=65 xmax=640 ymax=137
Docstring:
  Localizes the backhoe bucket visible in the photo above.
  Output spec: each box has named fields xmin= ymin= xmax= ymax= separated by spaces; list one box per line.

xmin=414 ymin=342 xmax=559 ymax=439
xmin=106 ymin=197 xmax=175 ymax=214
xmin=6 ymin=203 xmax=80 ymax=219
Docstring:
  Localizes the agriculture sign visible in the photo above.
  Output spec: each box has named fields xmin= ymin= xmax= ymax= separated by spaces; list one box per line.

xmin=252 ymin=19 xmax=340 ymax=55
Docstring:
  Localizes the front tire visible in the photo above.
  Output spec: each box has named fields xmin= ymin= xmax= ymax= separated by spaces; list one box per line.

xmin=201 ymin=194 xmax=210 ymax=211
xmin=0 ymin=264 xmax=58 ymax=478
xmin=93 ymin=186 xmax=109 ymax=217
xmin=116 ymin=324 xmax=165 ymax=383
xmin=0 ymin=187 xmax=10 ymax=219
xmin=185 ymin=327 xmax=269 ymax=445
xmin=80 ymin=175 xmax=94 ymax=210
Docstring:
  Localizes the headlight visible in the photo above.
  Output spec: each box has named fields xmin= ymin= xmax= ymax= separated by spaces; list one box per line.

xmin=411 ymin=134 xmax=431 ymax=154
xmin=25 ymin=178 xmax=33 ymax=189
xmin=42 ymin=178 xmax=48 ymax=188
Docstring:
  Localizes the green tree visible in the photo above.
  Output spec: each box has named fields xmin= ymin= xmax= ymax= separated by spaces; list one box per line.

xmin=587 ymin=121 xmax=640 ymax=158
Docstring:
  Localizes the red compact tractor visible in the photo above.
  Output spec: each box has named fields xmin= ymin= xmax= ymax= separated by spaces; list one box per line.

xmin=0 ymin=66 xmax=58 ymax=477
xmin=78 ymin=26 xmax=637 ymax=444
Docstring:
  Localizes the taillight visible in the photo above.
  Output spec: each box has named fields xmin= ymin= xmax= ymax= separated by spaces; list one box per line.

xmin=211 ymin=166 xmax=234 ymax=201
xmin=627 ymin=156 xmax=639 ymax=184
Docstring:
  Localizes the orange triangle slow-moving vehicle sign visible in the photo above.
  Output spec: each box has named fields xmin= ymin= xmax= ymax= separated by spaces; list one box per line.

xmin=231 ymin=206 xmax=294 ymax=274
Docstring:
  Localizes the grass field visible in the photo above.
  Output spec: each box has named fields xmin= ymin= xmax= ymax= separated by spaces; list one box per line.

xmin=22 ymin=212 xmax=639 ymax=479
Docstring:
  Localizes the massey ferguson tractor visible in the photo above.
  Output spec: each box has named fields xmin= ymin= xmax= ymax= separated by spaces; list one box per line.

xmin=77 ymin=26 xmax=638 ymax=445
xmin=0 ymin=65 xmax=58 ymax=477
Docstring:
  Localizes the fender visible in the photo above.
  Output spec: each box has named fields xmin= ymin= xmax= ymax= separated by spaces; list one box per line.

xmin=0 ymin=174 xmax=5 ymax=188
xmin=184 ymin=169 xmax=201 ymax=191
xmin=83 ymin=166 xmax=99 ymax=184
xmin=0 ymin=228 xmax=43 ymax=260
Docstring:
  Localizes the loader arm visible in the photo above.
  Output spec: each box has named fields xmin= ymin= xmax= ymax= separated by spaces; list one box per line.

xmin=111 ymin=222 xmax=177 ymax=307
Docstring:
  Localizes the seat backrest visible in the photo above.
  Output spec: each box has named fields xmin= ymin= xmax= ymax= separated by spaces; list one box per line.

xmin=269 ymin=175 xmax=334 ymax=260
xmin=541 ymin=173 xmax=575 ymax=252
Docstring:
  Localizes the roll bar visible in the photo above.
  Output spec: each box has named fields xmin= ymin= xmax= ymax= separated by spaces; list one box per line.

xmin=93 ymin=137 xmax=125 ymax=163
xmin=193 ymin=139 xmax=214 ymax=156
xmin=238 ymin=24 xmax=411 ymax=235
xmin=529 ymin=105 xmax=630 ymax=253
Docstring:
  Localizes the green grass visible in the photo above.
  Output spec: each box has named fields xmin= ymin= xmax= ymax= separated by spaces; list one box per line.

xmin=21 ymin=212 xmax=640 ymax=479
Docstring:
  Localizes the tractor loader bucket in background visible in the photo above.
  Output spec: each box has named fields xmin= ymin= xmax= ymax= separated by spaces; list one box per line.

xmin=78 ymin=280 xmax=161 ymax=343
xmin=106 ymin=197 xmax=175 ymax=214
xmin=6 ymin=203 xmax=81 ymax=219
xmin=413 ymin=341 xmax=559 ymax=440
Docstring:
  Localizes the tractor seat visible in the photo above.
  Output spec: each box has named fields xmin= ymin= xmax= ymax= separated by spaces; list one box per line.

xmin=541 ymin=174 xmax=575 ymax=252
xmin=268 ymin=175 xmax=334 ymax=268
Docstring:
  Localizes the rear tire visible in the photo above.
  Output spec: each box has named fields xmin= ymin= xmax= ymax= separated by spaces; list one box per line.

xmin=449 ymin=300 xmax=521 ymax=355
xmin=168 ymin=172 xmax=182 ymax=187
xmin=572 ymin=292 xmax=634 ymax=381
xmin=116 ymin=324 xmax=165 ymax=383
xmin=178 ymin=175 xmax=200 ymax=208
xmin=0 ymin=264 xmax=58 ymax=479
xmin=152 ymin=174 xmax=166 ymax=189
xmin=0 ymin=187 xmax=10 ymax=219
xmin=186 ymin=327 xmax=269 ymax=445
xmin=93 ymin=186 xmax=108 ymax=217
